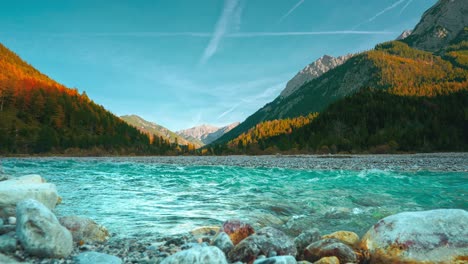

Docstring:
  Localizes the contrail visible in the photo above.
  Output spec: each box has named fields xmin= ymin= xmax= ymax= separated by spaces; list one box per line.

xmin=227 ymin=31 xmax=395 ymax=37
xmin=399 ymin=0 xmax=413 ymax=15
xmin=368 ymin=0 xmax=406 ymax=22
xmin=279 ymin=0 xmax=306 ymax=23
xmin=199 ymin=0 xmax=242 ymax=65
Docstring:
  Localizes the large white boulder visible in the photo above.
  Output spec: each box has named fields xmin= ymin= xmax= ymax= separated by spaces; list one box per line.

xmin=16 ymin=199 xmax=73 ymax=258
xmin=360 ymin=209 xmax=468 ymax=263
xmin=0 ymin=175 xmax=59 ymax=218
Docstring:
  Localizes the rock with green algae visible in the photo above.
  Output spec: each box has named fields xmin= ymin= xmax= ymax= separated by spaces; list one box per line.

xmin=360 ymin=209 xmax=468 ymax=264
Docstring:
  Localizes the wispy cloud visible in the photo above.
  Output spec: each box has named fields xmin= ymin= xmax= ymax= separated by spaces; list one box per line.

xmin=217 ymin=82 xmax=286 ymax=120
xmin=353 ymin=0 xmax=406 ymax=29
xmin=399 ymin=0 xmax=413 ymax=15
xmin=279 ymin=0 xmax=306 ymax=23
xmin=199 ymin=0 xmax=243 ymax=65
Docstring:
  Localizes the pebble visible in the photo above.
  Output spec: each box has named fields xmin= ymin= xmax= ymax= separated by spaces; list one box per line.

xmin=7 ymin=217 xmax=16 ymax=225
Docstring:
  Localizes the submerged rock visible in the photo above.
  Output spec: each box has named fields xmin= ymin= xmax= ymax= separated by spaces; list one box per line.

xmin=223 ymin=219 xmax=255 ymax=245
xmin=360 ymin=209 xmax=468 ymax=264
xmin=211 ymin=232 xmax=234 ymax=255
xmin=0 ymin=253 xmax=21 ymax=264
xmin=59 ymin=216 xmax=109 ymax=244
xmin=253 ymin=255 xmax=297 ymax=264
xmin=304 ymin=238 xmax=357 ymax=263
xmin=75 ymin=251 xmax=122 ymax=264
xmin=16 ymin=199 xmax=73 ymax=258
xmin=0 ymin=232 xmax=16 ymax=253
xmin=0 ymin=175 xmax=59 ymax=218
xmin=322 ymin=231 xmax=359 ymax=247
xmin=294 ymin=228 xmax=321 ymax=260
xmin=229 ymin=227 xmax=297 ymax=263
xmin=160 ymin=245 xmax=228 ymax=264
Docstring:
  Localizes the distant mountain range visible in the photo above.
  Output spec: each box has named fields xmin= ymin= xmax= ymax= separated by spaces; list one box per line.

xmin=211 ymin=0 xmax=468 ymax=154
xmin=177 ymin=122 xmax=239 ymax=145
xmin=120 ymin=115 xmax=203 ymax=147
xmin=121 ymin=115 xmax=239 ymax=147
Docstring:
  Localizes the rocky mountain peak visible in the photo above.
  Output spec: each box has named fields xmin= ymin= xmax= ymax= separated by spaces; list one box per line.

xmin=396 ymin=30 xmax=413 ymax=40
xmin=280 ymin=54 xmax=354 ymax=99
xmin=406 ymin=0 xmax=467 ymax=51
xmin=177 ymin=122 xmax=239 ymax=145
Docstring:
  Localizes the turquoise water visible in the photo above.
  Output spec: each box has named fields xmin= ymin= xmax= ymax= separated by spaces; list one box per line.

xmin=1 ymin=156 xmax=467 ymax=241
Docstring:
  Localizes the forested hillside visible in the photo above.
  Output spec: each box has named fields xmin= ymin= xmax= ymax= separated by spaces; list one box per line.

xmin=0 ymin=43 xmax=179 ymax=155
xmin=211 ymin=89 xmax=468 ymax=155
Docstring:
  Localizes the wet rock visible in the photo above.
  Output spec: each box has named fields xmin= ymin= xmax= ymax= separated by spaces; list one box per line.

xmin=16 ymin=199 xmax=73 ymax=258
xmin=160 ymin=245 xmax=228 ymax=264
xmin=7 ymin=217 xmax=15 ymax=225
xmin=75 ymin=251 xmax=122 ymax=264
xmin=294 ymin=229 xmax=321 ymax=260
xmin=59 ymin=216 xmax=109 ymax=244
xmin=211 ymin=232 xmax=234 ymax=255
xmin=322 ymin=231 xmax=359 ymax=247
xmin=312 ymin=256 xmax=339 ymax=264
xmin=0 ymin=253 xmax=21 ymax=264
xmin=253 ymin=255 xmax=297 ymax=264
xmin=223 ymin=219 xmax=255 ymax=245
xmin=0 ymin=232 xmax=16 ymax=253
xmin=0 ymin=175 xmax=59 ymax=218
xmin=0 ymin=225 xmax=15 ymax=235
xmin=304 ymin=238 xmax=357 ymax=263
xmin=360 ymin=209 xmax=468 ymax=264
xmin=229 ymin=227 xmax=297 ymax=263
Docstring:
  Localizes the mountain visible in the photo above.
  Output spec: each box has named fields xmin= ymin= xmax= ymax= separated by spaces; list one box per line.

xmin=216 ymin=89 xmax=468 ymax=155
xmin=120 ymin=115 xmax=202 ymax=148
xmin=404 ymin=0 xmax=467 ymax=52
xmin=177 ymin=122 xmax=239 ymax=145
xmin=212 ymin=0 xmax=468 ymax=146
xmin=396 ymin=30 xmax=413 ymax=40
xmin=280 ymin=54 xmax=353 ymax=99
xmin=0 ymin=43 xmax=179 ymax=155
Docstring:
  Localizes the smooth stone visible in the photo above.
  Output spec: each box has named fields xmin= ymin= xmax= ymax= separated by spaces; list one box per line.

xmin=0 ymin=253 xmax=21 ymax=264
xmin=254 ymin=255 xmax=297 ymax=264
xmin=0 ymin=232 xmax=16 ymax=253
xmin=160 ymin=246 xmax=228 ymax=264
xmin=222 ymin=219 xmax=255 ymax=245
xmin=190 ymin=226 xmax=220 ymax=237
xmin=7 ymin=217 xmax=15 ymax=225
xmin=229 ymin=227 xmax=297 ymax=263
xmin=211 ymin=232 xmax=234 ymax=255
xmin=360 ymin=209 xmax=468 ymax=264
xmin=312 ymin=256 xmax=340 ymax=264
xmin=59 ymin=216 xmax=109 ymax=244
xmin=0 ymin=175 xmax=59 ymax=218
xmin=294 ymin=229 xmax=321 ymax=260
xmin=75 ymin=251 xmax=122 ymax=264
xmin=322 ymin=231 xmax=359 ymax=247
xmin=304 ymin=238 xmax=357 ymax=263
xmin=16 ymin=199 xmax=73 ymax=258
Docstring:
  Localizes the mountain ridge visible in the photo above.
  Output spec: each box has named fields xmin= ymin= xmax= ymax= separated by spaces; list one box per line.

xmin=177 ymin=122 xmax=240 ymax=145
xmin=211 ymin=0 xmax=468 ymax=146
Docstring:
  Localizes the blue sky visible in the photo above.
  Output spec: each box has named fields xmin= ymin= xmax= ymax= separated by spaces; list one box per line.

xmin=0 ymin=0 xmax=436 ymax=131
